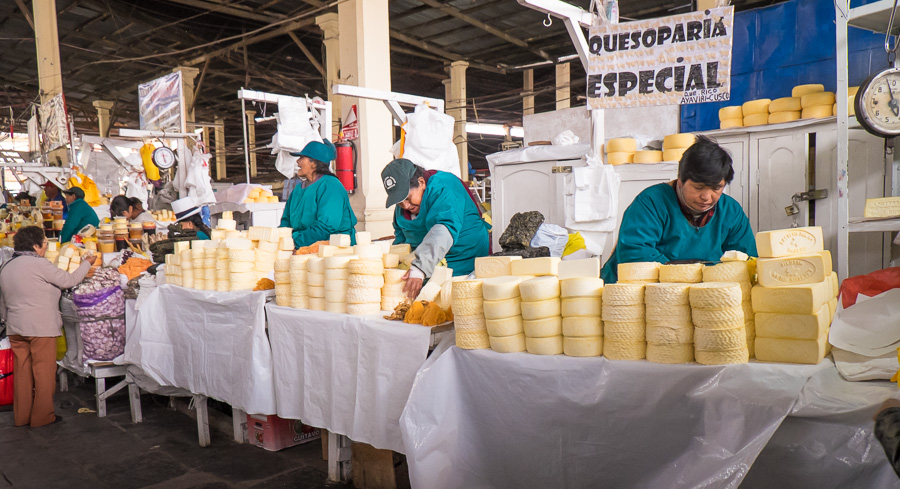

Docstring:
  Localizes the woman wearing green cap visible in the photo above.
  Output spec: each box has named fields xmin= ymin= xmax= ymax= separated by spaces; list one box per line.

xmin=280 ymin=139 xmax=357 ymax=248
xmin=59 ymin=187 xmax=100 ymax=244
xmin=382 ymin=159 xmax=489 ymax=298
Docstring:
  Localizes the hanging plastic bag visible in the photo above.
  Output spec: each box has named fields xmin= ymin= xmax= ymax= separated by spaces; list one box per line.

xmin=530 ymin=224 xmax=569 ymax=257
xmin=563 ymin=232 xmax=587 ymax=256
xmin=68 ymin=171 xmax=101 ymax=206
xmin=139 ymin=144 xmax=161 ymax=182
xmin=390 ymin=104 xmax=460 ymax=177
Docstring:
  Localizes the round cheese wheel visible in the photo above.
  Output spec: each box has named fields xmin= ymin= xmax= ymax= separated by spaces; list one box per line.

xmin=663 ymin=133 xmax=695 ymax=150
xmin=290 ymin=254 xmax=311 ymax=268
xmin=602 ymin=339 xmax=646 ymax=360
xmin=490 ymin=333 xmax=526 ymax=353
xmin=229 ymin=261 xmax=253 ymax=273
xmin=603 ymin=320 xmax=645 ymax=341
xmin=383 ymin=253 xmax=401 ymax=269
xmin=289 ymin=270 xmax=307 ymax=284
xmin=562 ymin=316 xmax=602 ymax=337
xmin=769 ymin=97 xmax=801 ymax=113
xmin=560 ymin=297 xmax=601 ymax=317
xmin=482 ymin=276 xmax=525 ymax=301
xmin=381 ymin=296 xmax=406 ymax=312
xmin=289 ymin=296 xmax=309 ymax=309
xmin=633 ymin=150 xmax=663 ymax=164
xmin=607 ymin=152 xmax=635 ymax=165
xmin=326 ymin=301 xmax=347 ymax=314
xmin=606 ymin=137 xmax=636 ymax=153
xmin=257 ymin=241 xmax=278 ymax=253
xmin=519 ymin=276 xmax=560 ymax=302
xmin=324 ymin=279 xmax=348 ymax=292
xmin=694 ymin=347 xmax=749 ymax=365
xmin=452 ymin=297 xmax=484 ymax=316
xmin=308 ymin=285 xmax=326 ymax=298
xmin=275 ymin=271 xmax=291 ymax=284
xmin=348 ymin=259 xmax=384 ymax=275
xmin=644 ymin=283 xmax=692 ymax=306
xmin=602 ymin=283 xmax=645 ymax=305
xmin=347 ymin=287 xmax=381 ymax=304
xmin=347 ymin=303 xmax=381 ymax=316
xmin=692 ymin=305 xmax=745 ymax=325
xmin=601 ymin=304 xmax=645 ymax=322
xmin=618 ymin=262 xmax=660 ymax=282
xmin=800 ymin=91 xmax=835 ymax=109
xmin=325 ymin=268 xmax=350 ymax=281
xmin=290 ymin=284 xmax=308 ymax=297
xmin=646 ymin=324 xmax=693 ymax=344
xmin=523 ymin=316 xmax=563 ymax=338
xmin=520 ymin=298 xmax=561 ymax=320
xmin=720 ymin=118 xmax=743 ymax=129
xmin=742 ymin=99 xmax=771 ymax=115
xmin=563 ymin=336 xmax=603 ymax=357
xmin=308 ymin=272 xmax=325 ymax=287
xmin=486 ymin=316 xmax=524 ymax=337
xmin=347 ymin=274 xmax=385 ymax=289
xmin=483 ymin=297 xmax=521 ymax=320
xmin=645 ymin=304 xmax=692 ymax=324
xmin=689 ymin=282 xmax=742 ymax=309
xmin=228 ymin=249 xmax=255 ymax=262
xmin=383 ymin=269 xmax=407 ymax=284
xmin=452 ymin=278 xmax=483 ymax=300
xmin=308 ymin=297 xmax=326 ymax=311
xmin=694 ymin=326 xmax=747 ymax=351
xmin=658 ymin=263 xmax=704 ymax=283
xmin=560 ymin=278 xmax=603 ymax=298
xmin=792 ymin=84 xmax=824 ymax=98
xmin=702 ymin=262 xmax=750 ymax=283
xmin=646 ymin=343 xmax=693 ymax=364
xmin=275 ymin=283 xmax=291 ymax=297
xmin=307 ymin=257 xmax=325 ymax=273
xmin=801 ymin=105 xmax=833 ymax=119
xmin=324 ymin=255 xmax=358 ymax=269
xmin=525 ymin=335 xmax=563 ymax=355
xmin=768 ymin=111 xmax=801 ymax=124
xmin=662 ymin=148 xmax=687 ymax=162
xmin=742 ymin=301 xmax=754 ymax=322
xmin=719 ymin=105 xmax=743 ymax=120
xmin=456 ymin=329 xmax=491 ymax=350
xmin=743 ymin=113 xmax=769 ymax=127
xmin=275 ymin=294 xmax=291 ymax=307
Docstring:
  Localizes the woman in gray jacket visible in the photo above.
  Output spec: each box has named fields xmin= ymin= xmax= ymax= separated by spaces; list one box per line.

xmin=0 ymin=226 xmax=96 ymax=427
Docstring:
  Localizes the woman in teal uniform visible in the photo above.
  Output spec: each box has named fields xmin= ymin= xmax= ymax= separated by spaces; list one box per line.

xmin=59 ymin=187 xmax=99 ymax=243
xmin=381 ymin=158 xmax=489 ymax=298
xmin=601 ymin=135 xmax=757 ymax=283
xmin=280 ymin=139 xmax=357 ymax=248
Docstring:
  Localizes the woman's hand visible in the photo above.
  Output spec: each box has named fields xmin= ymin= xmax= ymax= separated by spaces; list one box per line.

xmin=83 ymin=253 xmax=98 ymax=266
xmin=402 ymin=267 xmax=425 ymax=300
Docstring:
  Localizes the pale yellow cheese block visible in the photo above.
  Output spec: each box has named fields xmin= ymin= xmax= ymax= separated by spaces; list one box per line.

xmin=756 ymin=253 xmax=826 ymax=287
xmin=828 ymin=297 xmax=838 ymax=319
xmin=768 ymin=111 xmax=801 ymax=124
xmin=525 ymin=335 xmax=563 ymax=355
xmin=633 ymin=150 xmax=663 ymax=164
xmin=486 ymin=316 xmax=524 ymax=337
xmin=474 ymin=256 xmax=521 ymax=278
xmin=523 ymin=316 xmax=563 ymax=338
xmin=490 ymin=333 xmax=526 ymax=353
xmin=689 ymin=282 xmax=743 ymax=309
xmin=563 ymin=336 xmax=603 ymax=357
xmin=694 ymin=326 xmax=746 ymax=351
xmin=694 ymin=348 xmax=749 ymax=365
xmin=601 ymin=304 xmax=644 ymax=322
xmin=756 ymin=226 xmax=824 ymax=258
xmin=520 ymin=298 xmax=561 ymax=320
xmin=561 ymin=297 xmax=602 ymax=317
xmin=606 ymin=137 xmax=637 ymax=153
xmin=603 ymin=339 xmax=646 ymax=360
xmin=646 ymin=343 xmax=693 ymax=364
xmin=482 ymin=276 xmax=525 ymax=301
xmin=602 ymin=283 xmax=645 ymax=305
xmin=719 ymin=106 xmax=742 ymax=119
xmin=755 ymin=334 xmax=828 ymax=364
xmin=607 ymin=152 xmax=635 ymax=165
xmin=510 ymin=257 xmax=560 ymax=277
xmin=617 ymin=261 xmax=660 ymax=282
xmin=692 ymin=305 xmax=745 ymax=326
xmin=743 ymin=113 xmax=769 ymax=127
xmin=560 ymin=278 xmax=604 ymax=298
xmin=755 ymin=303 xmax=830 ymax=340
xmin=742 ymin=99 xmax=771 ymax=115
xmin=483 ymin=297 xmax=521 ymax=319
xmin=864 ymin=196 xmax=900 ymax=218
xmin=519 ymin=276 xmax=561 ymax=302
xmin=662 ymin=148 xmax=687 ymax=162
xmin=801 ymin=105 xmax=833 ymax=119
xmin=831 ymin=273 xmax=839 ymax=299
xmin=792 ymin=84 xmax=824 ymax=98
xmin=644 ymin=283 xmax=692 ymax=306
xmin=646 ymin=325 xmax=693 ymax=344
xmin=562 ymin=316 xmax=603 ymax=337
xmin=750 ymin=280 xmax=831 ymax=314
xmin=603 ymin=321 xmax=645 ymax=342
xmin=658 ymin=263 xmax=703 ymax=283
xmin=720 ymin=118 xmax=743 ymax=129
xmin=769 ymin=97 xmax=802 ymax=112
xmin=558 ymin=258 xmax=601 ymax=280
xmin=646 ymin=304 xmax=692 ymax=324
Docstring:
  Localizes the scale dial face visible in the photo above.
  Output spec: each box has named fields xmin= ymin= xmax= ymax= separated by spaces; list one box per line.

xmin=151 ymin=146 xmax=176 ymax=169
xmin=856 ymin=67 xmax=900 ymax=138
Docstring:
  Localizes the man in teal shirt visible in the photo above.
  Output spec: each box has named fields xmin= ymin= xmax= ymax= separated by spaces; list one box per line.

xmin=382 ymin=159 xmax=489 ymax=298
xmin=601 ymin=135 xmax=757 ymax=283
xmin=280 ymin=139 xmax=356 ymax=248
xmin=59 ymin=187 xmax=99 ymax=243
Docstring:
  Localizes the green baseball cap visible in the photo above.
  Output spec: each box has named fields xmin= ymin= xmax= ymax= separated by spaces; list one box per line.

xmin=382 ymin=158 xmax=417 ymax=207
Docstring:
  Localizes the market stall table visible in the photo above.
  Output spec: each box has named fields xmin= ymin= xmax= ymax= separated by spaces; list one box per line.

xmin=266 ymin=304 xmax=451 ymax=482
xmin=399 ymin=341 xmax=897 ymax=489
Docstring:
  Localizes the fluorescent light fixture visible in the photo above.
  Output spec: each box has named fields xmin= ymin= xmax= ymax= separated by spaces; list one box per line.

xmin=466 ymin=123 xmax=524 ymax=138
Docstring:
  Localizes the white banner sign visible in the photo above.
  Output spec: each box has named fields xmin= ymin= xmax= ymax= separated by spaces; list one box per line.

xmin=138 ymin=71 xmax=185 ymax=133
xmin=587 ymin=7 xmax=734 ymax=109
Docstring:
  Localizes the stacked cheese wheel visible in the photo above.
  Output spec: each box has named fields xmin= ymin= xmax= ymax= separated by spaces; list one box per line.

xmin=617 ymin=261 xmax=660 ymax=285
xmin=307 ymin=257 xmax=326 ymax=311
xmin=742 ymin=99 xmax=771 ymax=127
xmin=180 ymin=248 xmax=194 ymax=288
xmin=606 ymin=137 xmax=636 ymax=166
xmin=833 ymin=86 xmax=859 ymax=117
xmin=346 ymin=259 xmax=384 ymax=316
xmin=227 ymin=238 xmax=256 ymax=291
xmin=601 ymin=284 xmax=645 ymax=360
xmin=661 ymin=133 xmax=695 ymax=163
xmin=453 ymin=278 xmax=490 ymax=350
xmin=323 ymin=255 xmax=357 ymax=314
xmin=288 ymin=254 xmax=310 ymax=308
xmin=214 ymin=244 xmax=229 ymax=291
xmin=382 ymin=269 xmax=407 ymax=311
xmin=751 ymin=226 xmax=837 ymax=364
xmin=768 ymin=96 xmax=802 ymax=125
xmin=273 ymin=258 xmax=291 ymax=307
xmin=560 ymin=277 xmax=603 ymax=357
xmin=658 ymin=263 xmax=703 ymax=284
xmin=792 ymin=84 xmax=833 ymax=120
xmin=644 ymin=283 xmax=694 ymax=363
xmin=689 ymin=282 xmax=748 ymax=365
xmin=702 ymin=261 xmax=754 ymax=356
xmin=483 ymin=276 xmax=527 ymax=353
xmin=520 ymin=277 xmax=563 ymax=355
xmin=719 ymin=105 xmax=743 ymax=129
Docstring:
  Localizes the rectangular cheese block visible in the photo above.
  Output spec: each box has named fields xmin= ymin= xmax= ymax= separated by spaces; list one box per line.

xmin=756 ymin=253 xmax=826 ymax=287
xmin=750 ymin=280 xmax=830 ymax=314
xmin=210 ymin=229 xmax=227 ymax=240
xmin=278 ymin=236 xmax=294 ymax=251
xmin=224 ymin=237 xmax=252 ymax=250
xmin=510 ymin=257 xmax=560 ymax=277
xmin=174 ymin=241 xmax=191 ymax=255
xmin=356 ymin=231 xmax=372 ymax=246
xmin=248 ymin=226 xmax=264 ymax=241
xmin=755 ymin=226 xmax=824 ymax=258
xmin=260 ymin=227 xmax=280 ymax=243
xmin=819 ymin=250 xmax=833 ymax=276
xmin=390 ymin=244 xmax=411 ymax=255
xmin=430 ymin=266 xmax=453 ymax=285
xmin=216 ymin=219 xmax=236 ymax=231
xmin=558 ymin=258 xmax=601 ymax=279
xmin=318 ymin=245 xmax=342 ymax=258
xmin=755 ymin=334 xmax=828 ymax=365
xmin=755 ymin=304 xmax=830 ymax=340
xmin=474 ymin=256 xmax=522 ymax=278
xmin=329 ymin=234 xmax=351 ymax=247
xmin=353 ymin=244 xmax=383 ymax=259
xmin=863 ymin=196 xmax=900 ymax=218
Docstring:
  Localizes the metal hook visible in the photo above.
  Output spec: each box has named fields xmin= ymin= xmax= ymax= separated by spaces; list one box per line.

xmin=543 ymin=13 xmax=553 ymax=27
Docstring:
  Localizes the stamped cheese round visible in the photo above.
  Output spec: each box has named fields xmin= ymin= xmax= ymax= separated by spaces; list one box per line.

xmin=644 ymin=283 xmax=692 ymax=305
xmin=290 ymin=284 xmax=308 ymax=297
xmin=702 ymin=262 xmax=750 ymax=283
xmin=646 ymin=324 xmax=693 ymax=344
xmin=719 ymin=106 xmax=742 ymax=120
xmin=456 ymin=329 xmax=491 ymax=350
xmin=633 ymin=150 xmax=663 ymax=164
xmin=325 ymin=268 xmax=350 ymax=281
xmin=606 ymin=137 xmax=636 ymax=153
xmin=325 ymin=301 xmax=347 ymax=314
xmin=645 ymin=304 xmax=691 ymax=323
xmin=523 ymin=316 xmax=563 ymax=338
xmin=486 ymin=316 xmax=524 ymax=337
xmin=720 ymin=118 xmax=743 ymax=129
xmin=348 ymin=259 xmax=384 ymax=275
xmin=519 ymin=276 xmax=561 ymax=302
xmin=347 ymin=303 xmax=381 ymax=316
xmin=601 ymin=304 xmax=644 ymax=322
xmin=663 ymin=133 xmax=695 ymax=150
xmin=347 ymin=287 xmax=381 ymax=304
xmin=646 ymin=343 xmax=693 ymax=364
xmin=289 ymin=271 xmax=307 ymax=284
xmin=662 ymin=148 xmax=687 ymax=162
xmin=562 ymin=316 xmax=603 ymax=337
xmin=275 ymin=294 xmax=291 ymax=307
xmin=560 ymin=278 xmax=603 ymax=298
xmin=607 ymin=152 xmax=635 ymax=165
xmin=742 ymin=99 xmax=771 ymax=115
xmin=561 ymin=297 xmax=602 ymax=317
xmin=325 ymin=288 xmax=347 ymax=303
xmin=525 ymin=335 xmax=563 ymax=355
xmin=690 ymin=282 xmax=742 ymax=309
xmin=490 ymin=333 xmax=526 ymax=353
xmin=384 ymin=269 xmax=407 ymax=284
xmin=801 ymin=105 xmax=832 ymax=119
xmin=602 ymin=283 xmax=645 ymax=305
xmin=563 ymin=336 xmax=603 ymax=357
xmin=308 ymin=297 xmax=326 ymax=311
xmin=603 ymin=321 xmax=645 ymax=341
xmin=348 ymin=274 xmax=385 ymax=289
xmin=603 ymin=339 xmax=646 ymax=361
xmin=692 ymin=305 xmax=745 ymax=325
xmin=483 ymin=297 xmax=521 ymax=319
xmin=289 ymin=296 xmax=309 ymax=309
xmin=800 ymin=91 xmax=835 ymax=109
xmin=452 ymin=278 xmax=483 ymax=299
xmin=308 ymin=285 xmax=326 ymax=298
xmin=792 ymin=84 xmax=824 ymax=98
xmin=743 ymin=113 xmax=768 ymax=127
xmin=308 ymin=272 xmax=325 ymax=287
xmin=482 ymin=276 xmax=525 ymax=301
xmin=617 ymin=262 xmax=660 ymax=282
xmin=658 ymin=263 xmax=703 ymax=283
xmin=769 ymin=97 xmax=801 ymax=113
xmin=694 ymin=326 xmax=747 ymax=351
xmin=695 ymin=347 xmax=749 ymax=365
xmin=307 ymin=257 xmax=325 ymax=273
xmin=452 ymin=297 xmax=484 ymax=316
xmin=520 ymin=298 xmax=561 ymax=320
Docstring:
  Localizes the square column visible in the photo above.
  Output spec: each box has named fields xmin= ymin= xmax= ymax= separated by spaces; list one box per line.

xmin=92 ymin=100 xmax=114 ymax=138
xmin=316 ymin=13 xmax=341 ymax=135
xmin=245 ymin=110 xmax=257 ymax=177
xmin=523 ymin=69 xmax=535 ymax=116
xmin=448 ymin=61 xmax=468 ymax=180
xmin=214 ymin=116 xmax=226 ymax=180
xmin=556 ymin=63 xmax=570 ymax=110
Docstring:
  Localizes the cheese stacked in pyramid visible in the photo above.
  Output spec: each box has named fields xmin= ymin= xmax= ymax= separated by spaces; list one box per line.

xmin=703 ymin=259 xmax=755 ymax=357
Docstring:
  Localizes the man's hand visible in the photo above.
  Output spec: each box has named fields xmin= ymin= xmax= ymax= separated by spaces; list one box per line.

xmin=402 ymin=266 xmax=425 ymax=300
xmin=83 ymin=252 xmax=98 ymax=266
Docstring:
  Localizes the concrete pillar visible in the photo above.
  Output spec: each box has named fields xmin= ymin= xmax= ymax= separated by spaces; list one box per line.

xmin=555 ymin=63 xmax=570 ymax=110
xmin=523 ymin=69 xmax=535 ymax=116
xmin=448 ymin=61 xmax=469 ymax=180
xmin=92 ymin=100 xmax=114 ymax=138
xmin=316 ymin=13 xmax=341 ymax=137
xmin=245 ymin=110 xmax=257 ymax=177
xmin=173 ymin=66 xmax=200 ymax=130
xmin=214 ymin=116 xmax=226 ymax=180
xmin=339 ymin=0 xmax=393 ymax=237
xmin=33 ymin=0 xmax=66 ymax=165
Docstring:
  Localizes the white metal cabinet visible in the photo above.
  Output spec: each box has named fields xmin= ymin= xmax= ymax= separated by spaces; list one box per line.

xmin=751 ymin=132 xmax=809 ymax=232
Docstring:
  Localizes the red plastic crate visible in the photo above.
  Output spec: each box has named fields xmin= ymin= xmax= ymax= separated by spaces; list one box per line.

xmin=0 ymin=348 xmax=13 ymax=407
xmin=247 ymin=414 xmax=320 ymax=451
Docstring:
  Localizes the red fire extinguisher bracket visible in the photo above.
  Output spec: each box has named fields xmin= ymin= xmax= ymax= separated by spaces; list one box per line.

xmin=335 ymin=141 xmax=357 ymax=193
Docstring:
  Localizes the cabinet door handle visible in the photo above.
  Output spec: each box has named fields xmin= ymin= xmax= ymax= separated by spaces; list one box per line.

xmin=552 ymin=166 xmax=572 ymax=174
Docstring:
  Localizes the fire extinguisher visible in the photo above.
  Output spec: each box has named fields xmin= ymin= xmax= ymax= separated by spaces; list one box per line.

xmin=335 ymin=140 xmax=357 ymax=193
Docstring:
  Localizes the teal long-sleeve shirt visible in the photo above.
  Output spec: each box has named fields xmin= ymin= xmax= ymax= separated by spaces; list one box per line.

xmin=279 ymin=174 xmax=357 ymax=248
xmin=600 ymin=183 xmax=757 ymax=283
xmin=393 ymin=171 xmax=489 ymax=276
xmin=59 ymin=198 xmax=100 ymax=244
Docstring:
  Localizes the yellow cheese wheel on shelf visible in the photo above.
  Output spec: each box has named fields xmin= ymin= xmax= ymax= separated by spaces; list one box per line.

xmin=662 ymin=148 xmax=687 ymax=162
xmin=742 ymin=99 xmax=771 ymax=115
xmin=719 ymin=105 xmax=742 ymax=120
xmin=768 ymin=111 xmax=801 ymax=124
xmin=663 ymin=133 xmax=695 ymax=150
xmin=801 ymin=91 xmax=835 ymax=108
xmin=743 ymin=113 xmax=769 ymax=127
xmin=801 ymin=105 xmax=833 ymax=120
xmin=720 ymin=118 xmax=743 ymax=129
xmin=633 ymin=150 xmax=663 ymax=164
xmin=607 ymin=152 xmax=635 ymax=165
xmin=792 ymin=84 xmax=824 ymax=98
xmin=769 ymin=97 xmax=801 ymax=113
xmin=606 ymin=138 xmax=637 ymax=153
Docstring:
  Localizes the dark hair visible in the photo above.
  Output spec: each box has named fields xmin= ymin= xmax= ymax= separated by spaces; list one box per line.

xmin=128 ymin=197 xmax=144 ymax=210
xmin=185 ymin=213 xmax=212 ymax=238
xmin=110 ymin=195 xmax=132 ymax=218
xmin=311 ymin=158 xmax=335 ymax=178
xmin=408 ymin=165 xmax=427 ymax=189
xmin=677 ymin=135 xmax=734 ymax=186
xmin=14 ymin=226 xmax=45 ymax=252
xmin=14 ymin=192 xmax=35 ymax=205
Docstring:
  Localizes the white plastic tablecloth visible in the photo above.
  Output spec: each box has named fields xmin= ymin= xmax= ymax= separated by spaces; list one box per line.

xmin=266 ymin=304 xmax=432 ymax=453
xmin=400 ymin=339 xmax=841 ymax=489
xmin=124 ymin=284 xmax=275 ymax=414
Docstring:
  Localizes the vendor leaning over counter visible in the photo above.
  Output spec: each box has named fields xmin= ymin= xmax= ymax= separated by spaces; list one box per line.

xmin=381 ymin=158 xmax=489 ymax=299
xmin=58 ymin=187 xmax=100 ymax=244
xmin=110 ymin=195 xmax=154 ymax=223
xmin=172 ymin=197 xmax=211 ymax=239
xmin=601 ymin=135 xmax=757 ymax=283
xmin=279 ymin=139 xmax=357 ymax=248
